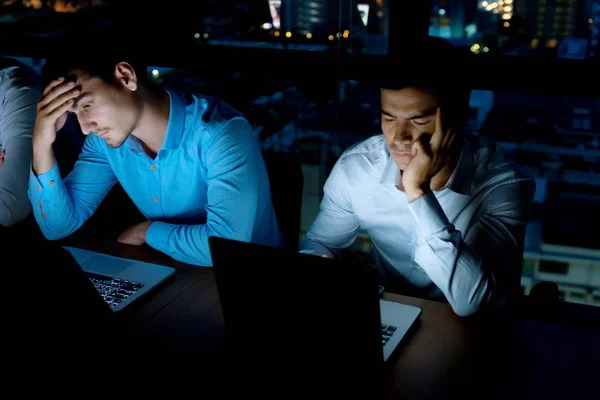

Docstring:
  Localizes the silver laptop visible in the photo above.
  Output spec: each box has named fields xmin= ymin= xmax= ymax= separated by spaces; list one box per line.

xmin=380 ymin=298 xmax=421 ymax=361
xmin=63 ymin=246 xmax=175 ymax=312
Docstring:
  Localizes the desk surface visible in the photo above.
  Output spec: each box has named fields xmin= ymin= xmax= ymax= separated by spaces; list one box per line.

xmin=69 ymin=241 xmax=599 ymax=399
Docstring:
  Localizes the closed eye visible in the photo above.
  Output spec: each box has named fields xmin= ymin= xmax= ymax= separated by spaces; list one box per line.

xmin=413 ymin=120 xmax=431 ymax=126
xmin=82 ymin=102 xmax=93 ymax=111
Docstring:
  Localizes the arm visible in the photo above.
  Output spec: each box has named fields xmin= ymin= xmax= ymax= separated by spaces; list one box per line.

xmin=299 ymin=158 xmax=360 ymax=258
xmin=410 ymin=179 xmax=536 ymax=317
xmin=144 ymin=118 xmax=270 ymax=266
xmin=28 ymin=134 xmax=117 ymax=239
xmin=0 ymin=83 xmax=39 ymax=226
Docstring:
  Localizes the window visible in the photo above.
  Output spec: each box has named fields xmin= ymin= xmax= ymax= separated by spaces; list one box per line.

xmin=200 ymin=0 xmax=390 ymax=56
xmin=428 ymin=0 xmax=599 ymax=59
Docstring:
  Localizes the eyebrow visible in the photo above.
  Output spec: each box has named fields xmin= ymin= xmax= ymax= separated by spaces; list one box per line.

xmin=380 ymin=106 xmax=438 ymax=120
xmin=70 ymin=92 xmax=92 ymax=110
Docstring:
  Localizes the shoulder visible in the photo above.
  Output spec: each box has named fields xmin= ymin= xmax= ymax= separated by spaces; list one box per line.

xmin=182 ymin=91 xmax=249 ymax=131
xmin=338 ymin=135 xmax=387 ymax=172
xmin=179 ymin=90 xmax=254 ymax=145
xmin=330 ymin=135 xmax=388 ymax=186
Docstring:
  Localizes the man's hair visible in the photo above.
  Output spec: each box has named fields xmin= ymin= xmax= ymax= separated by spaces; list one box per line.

xmin=41 ymin=26 xmax=150 ymax=87
xmin=378 ymin=36 xmax=473 ymax=129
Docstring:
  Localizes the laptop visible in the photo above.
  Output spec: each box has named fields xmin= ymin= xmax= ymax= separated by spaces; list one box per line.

xmin=208 ymin=236 xmax=421 ymax=396
xmin=63 ymin=246 xmax=176 ymax=312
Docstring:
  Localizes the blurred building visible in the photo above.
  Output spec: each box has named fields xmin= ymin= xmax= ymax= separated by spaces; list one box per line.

xmin=430 ymin=0 xmax=479 ymax=38
xmin=513 ymin=0 xmax=593 ymax=48
xmin=280 ymin=0 xmax=366 ymax=42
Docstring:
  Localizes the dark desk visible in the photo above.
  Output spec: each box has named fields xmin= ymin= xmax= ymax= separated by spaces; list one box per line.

xmin=67 ymin=242 xmax=599 ymax=399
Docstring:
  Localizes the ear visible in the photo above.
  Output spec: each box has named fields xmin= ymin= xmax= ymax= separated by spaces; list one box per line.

xmin=114 ymin=62 xmax=138 ymax=91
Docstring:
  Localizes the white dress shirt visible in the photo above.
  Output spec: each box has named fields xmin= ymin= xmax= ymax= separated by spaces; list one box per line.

xmin=300 ymin=133 xmax=536 ymax=316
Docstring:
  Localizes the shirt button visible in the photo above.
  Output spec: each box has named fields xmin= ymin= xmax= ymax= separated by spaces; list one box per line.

xmin=48 ymin=180 xmax=55 ymax=186
xmin=154 ymin=196 xmax=159 ymax=202
xmin=150 ymin=165 xmax=157 ymax=171
xmin=42 ymin=214 xmax=48 ymax=218
xmin=36 ymin=186 xmax=41 ymax=192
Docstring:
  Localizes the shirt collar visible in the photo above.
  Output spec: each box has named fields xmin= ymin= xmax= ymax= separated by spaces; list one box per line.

xmin=161 ymin=87 xmax=186 ymax=150
xmin=378 ymin=135 xmax=474 ymax=195
xmin=125 ymin=87 xmax=185 ymax=153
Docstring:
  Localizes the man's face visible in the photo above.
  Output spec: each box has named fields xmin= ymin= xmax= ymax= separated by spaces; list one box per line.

xmin=68 ymin=69 xmax=140 ymax=149
xmin=380 ymin=86 xmax=440 ymax=170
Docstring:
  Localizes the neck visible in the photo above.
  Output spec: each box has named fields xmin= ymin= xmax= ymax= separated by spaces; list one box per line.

xmin=131 ymin=85 xmax=170 ymax=158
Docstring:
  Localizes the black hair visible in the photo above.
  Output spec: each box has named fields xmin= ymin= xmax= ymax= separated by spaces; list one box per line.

xmin=379 ymin=36 xmax=473 ymax=130
xmin=41 ymin=26 xmax=150 ymax=88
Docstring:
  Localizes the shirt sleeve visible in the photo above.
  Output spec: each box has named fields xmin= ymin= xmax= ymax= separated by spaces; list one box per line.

xmin=0 ymin=82 xmax=39 ymax=227
xmin=299 ymin=157 xmax=360 ymax=258
xmin=145 ymin=117 xmax=269 ymax=266
xmin=409 ymin=179 xmax=536 ymax=317
xmin=27 ymin=134 xmax=117 ymax=239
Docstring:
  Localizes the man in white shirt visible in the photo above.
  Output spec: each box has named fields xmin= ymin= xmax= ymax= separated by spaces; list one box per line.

xmin=300 ymin=37 xmax=536 ymax=316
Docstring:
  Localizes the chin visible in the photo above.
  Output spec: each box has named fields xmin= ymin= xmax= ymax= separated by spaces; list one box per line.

xmin=105 ymin=134 xmax=129 ymax=149
xmin=106 ymin=138 xmax=127 ymax=149
xmin=393 ymin=159 xmax=410 ymax=171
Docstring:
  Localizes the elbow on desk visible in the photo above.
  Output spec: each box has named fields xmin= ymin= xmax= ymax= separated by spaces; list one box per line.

xmin=449 ymin=283 xmax=496 ymax=317
xmin=41 ymin=228 xmax=70 ymax=241
xmin=450 ymin=301 xmax=483 ymax=318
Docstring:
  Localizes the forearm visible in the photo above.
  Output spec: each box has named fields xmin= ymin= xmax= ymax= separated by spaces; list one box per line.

xmin=28 ymin=162 xmax=87 ymax=239
xmin=299 ymin=237 xmax=336 ymax=258
xmin=146 ymin=221 xmax=234 ymax=267
xmin=32 ymin=143 xmax=57 ymax=177
xmin=409 ymin=193 xmax=494 ymax=316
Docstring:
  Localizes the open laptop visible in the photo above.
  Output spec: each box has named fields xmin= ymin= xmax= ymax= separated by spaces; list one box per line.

xmin=63 ymin=246 xmax=175 ymax=312
xmin=208 ymin=237 xmax=421 ymax=395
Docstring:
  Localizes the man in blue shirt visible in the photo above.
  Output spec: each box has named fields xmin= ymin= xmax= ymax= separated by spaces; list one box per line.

xmin=28 ymin=32 xmax=282 ymax=266
xmin=300 ymin=37 xmax=536 ymax=316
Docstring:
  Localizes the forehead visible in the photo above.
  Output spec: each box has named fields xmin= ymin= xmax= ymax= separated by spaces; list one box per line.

xmin=380 ymin=86 xmax=439 ymax=110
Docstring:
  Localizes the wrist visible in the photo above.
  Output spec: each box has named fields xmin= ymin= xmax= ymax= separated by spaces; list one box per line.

xmin=32 ymin=140 xmax=53 ymax=154
xmin=405 ymin=183 xmax=431 ymax=203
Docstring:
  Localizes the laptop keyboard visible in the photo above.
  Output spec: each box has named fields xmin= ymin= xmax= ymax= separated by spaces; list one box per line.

xmin=87 ymin=272 xmax=144 ymax=307
xmin=381 ymin=324 xmax=397 ymax=346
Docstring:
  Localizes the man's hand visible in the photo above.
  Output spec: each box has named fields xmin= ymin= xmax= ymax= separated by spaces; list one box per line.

xmin=32 ymin=77 xmax=81 ymax=176
xmin=117 ymin=221 xmax=153 ymax=246
xmin=401 ymin=107 xmax=457 ymax=203
xmin=32 ymin=77 xmax=79 ymax=150
xmin=0 ymin=149 xmax=4 ymax=168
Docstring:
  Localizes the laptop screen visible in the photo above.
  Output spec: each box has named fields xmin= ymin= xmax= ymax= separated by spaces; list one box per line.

xmin=209 ymin=237 xmax=385 ymax=395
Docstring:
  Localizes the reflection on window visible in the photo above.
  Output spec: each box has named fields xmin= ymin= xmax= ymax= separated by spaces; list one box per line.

xmin=201 ymin=0 xmax=389 ymax=54
xmin=429 ymin=0 xmax=600 ymax=59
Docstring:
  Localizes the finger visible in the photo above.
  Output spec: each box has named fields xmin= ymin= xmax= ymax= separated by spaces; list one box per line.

xmin=41 ymin=77 xmax=66 ymax=97
xmin=45 ymin=98 xmax=75 ymax=121
xmin=440 ymin=124 xmax=455 ymax=153
xmin=38 ymin=81 xmax=78 ymax=110
xmin=411 ymin=138 xmax=430 ymax=158
xmin=40 ymin=87 xmax=80 ymax=115
xmin=430 ymin=107 xmax=444 ymax=152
